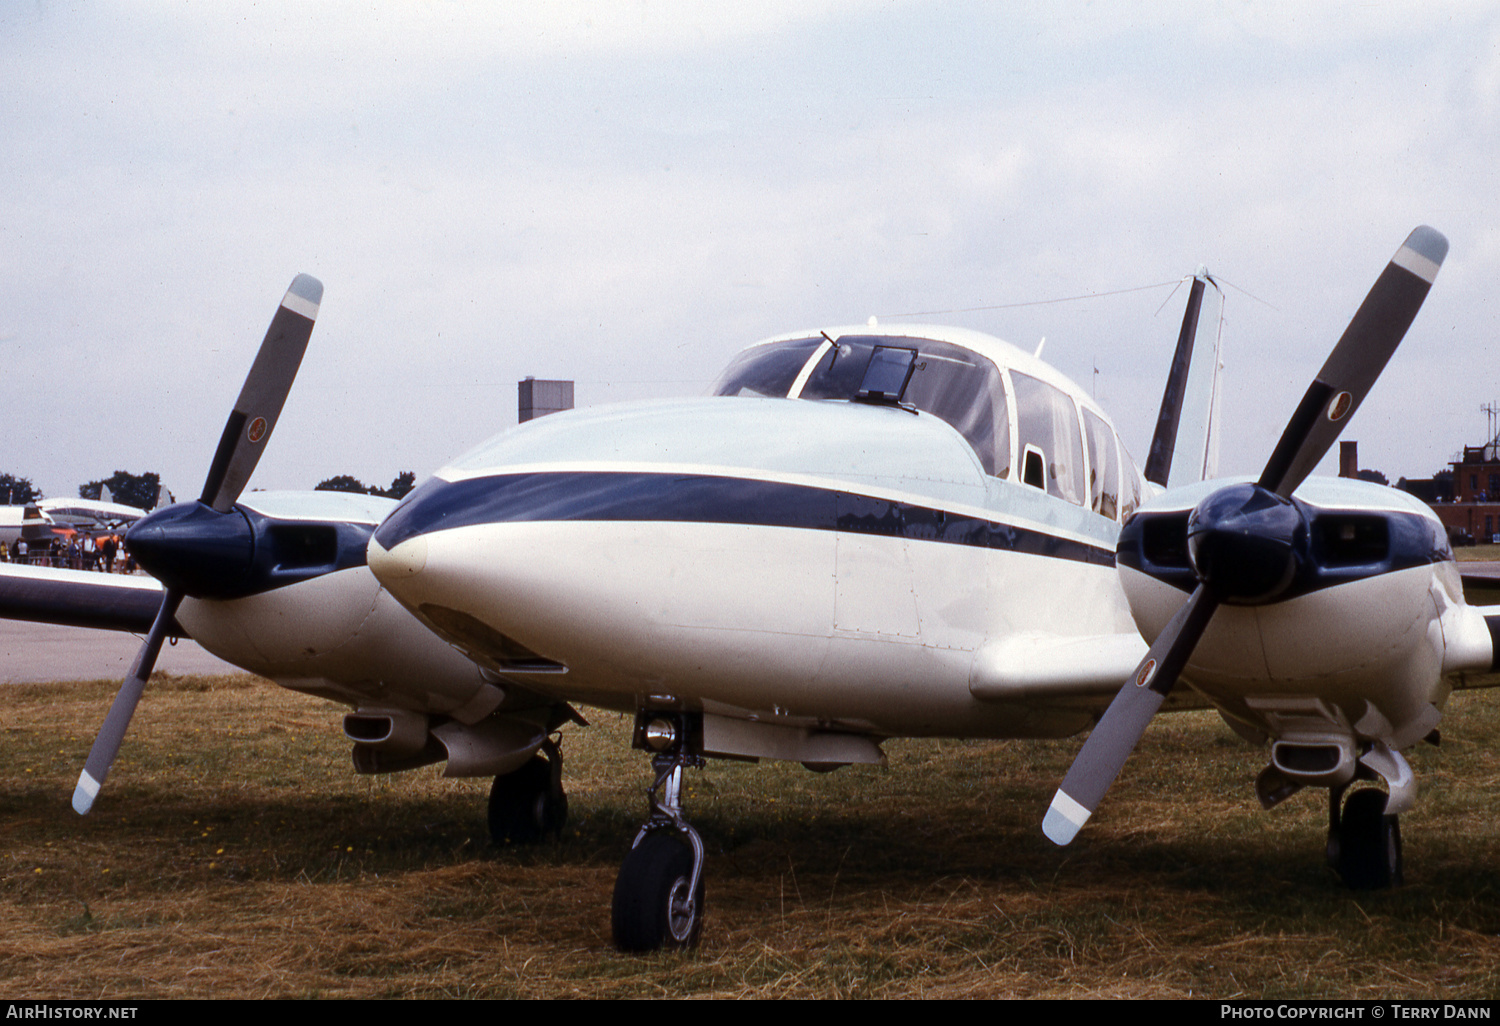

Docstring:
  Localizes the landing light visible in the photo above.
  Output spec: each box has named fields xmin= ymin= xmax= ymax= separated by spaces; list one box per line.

xmin=644 ymin=718 xmax=678 ymax=751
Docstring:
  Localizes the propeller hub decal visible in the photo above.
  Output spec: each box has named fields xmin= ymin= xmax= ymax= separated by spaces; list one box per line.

xmin=1326 ymin=391 xmax=1353 ymax=422
xmin=1134 ymin=659 xmax=1157 ymax=688
xmin=247 ymin=416 xmax=268 ymax=443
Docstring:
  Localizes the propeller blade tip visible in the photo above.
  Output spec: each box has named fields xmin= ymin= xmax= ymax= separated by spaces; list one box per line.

xmin=282 ymin=274 xmax=323 ymax=320
xmin=72 ymin=770 xmax=101 ymax=816
xmin=1395 ymin=227 xmax=1448 ymax=283
xmin=1043 ymin=790 xmax=1091 ymax=846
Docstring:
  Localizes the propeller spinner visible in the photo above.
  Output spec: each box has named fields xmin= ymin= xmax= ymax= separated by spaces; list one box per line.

xmin=72 ymin=274 xmax=322 ymax=815
xmin=1043 ymin=226 xmax=1448 ymax=846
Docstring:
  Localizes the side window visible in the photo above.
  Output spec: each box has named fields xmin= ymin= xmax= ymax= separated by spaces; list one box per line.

xmin=1010 ymin=372 xmax=1085 ymax=506
xmin=1082 ymin=409 xmax=1120 ymax=520
xmin=1119 ymin=441 xmax=1144 ymax=520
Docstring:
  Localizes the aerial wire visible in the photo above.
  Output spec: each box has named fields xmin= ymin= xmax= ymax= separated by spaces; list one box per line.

xmin=876 ymin=279 xmax=1180 ymax=320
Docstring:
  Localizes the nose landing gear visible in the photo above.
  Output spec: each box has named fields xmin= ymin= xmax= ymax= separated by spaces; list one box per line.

xmin=611 ymin=711 xmax=706 ymax=952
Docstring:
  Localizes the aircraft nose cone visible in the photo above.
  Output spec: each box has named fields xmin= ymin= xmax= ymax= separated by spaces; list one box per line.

xmin=1186 ymin=482 xmax=1308 ymax=605
xmin=367 ymin=532 xmax=427 ymax=583
xmin=126 ymin=501 xmax=255 ymax=598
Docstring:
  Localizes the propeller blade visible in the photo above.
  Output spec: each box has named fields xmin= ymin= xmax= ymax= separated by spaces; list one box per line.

xmin=200 ymin=274 xmax=323 ymax=512
xmin=1044 ymin=585 xmax=1219 ymax=845
xmin=72 ymin=589 xmax=184 ymax=814
xmin=1257 ymin=226 xmax=1446 ymax=497
xmin=74 ymin=273 xmax=322 ymax=814
xmin=1143 ymin=274 xmax=1208 ymax=488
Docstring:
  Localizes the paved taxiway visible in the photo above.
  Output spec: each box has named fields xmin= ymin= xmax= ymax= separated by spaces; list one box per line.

xmin=1 ymin=619 xmax=241 ymax=683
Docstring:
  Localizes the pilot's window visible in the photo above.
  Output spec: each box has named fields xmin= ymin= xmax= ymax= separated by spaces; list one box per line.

xmin=800 ymin=337 xmax=1010 ymax=478
xmin=1082 ymin=409 xmax=1120 ymax=520
xmin=1010 ymin=372 xmax=1085 ymax=505
xmin=710 ymin=338 xmax=823 ymax=398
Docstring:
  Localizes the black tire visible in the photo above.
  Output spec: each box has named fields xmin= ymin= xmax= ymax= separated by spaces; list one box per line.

xmin=1336 ymin=788 xmax=1403 ymax=890
xmin=611 ymin=832 xmax=704 ymax=952
xmin=487 ymin=754 xmax=566 ymax=845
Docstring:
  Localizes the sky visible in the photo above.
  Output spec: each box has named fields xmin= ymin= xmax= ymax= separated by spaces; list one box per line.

xmin=3 ymin=1 xmax=1497 ymax=502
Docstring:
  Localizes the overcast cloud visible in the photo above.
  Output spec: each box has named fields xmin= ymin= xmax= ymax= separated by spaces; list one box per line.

xmin=3 ymin=1 xmax=1497 ymax=500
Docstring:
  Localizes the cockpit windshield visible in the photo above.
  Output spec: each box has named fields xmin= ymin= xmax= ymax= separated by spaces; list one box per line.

xmin=713 ymin=335 xmax=1010 ymax=478
xmin=709 ymin=337 xmax=823 ymax=398
xmin=709 ymin=334 xmax=1138 ymax=522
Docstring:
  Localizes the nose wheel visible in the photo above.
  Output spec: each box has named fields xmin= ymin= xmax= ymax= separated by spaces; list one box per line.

xmin=612 ymin=831 xmax=705 ymax=951
xmin=612 ymin=712 xmax=706 ymax=952
xmin=487 ymin=737 xmax=567 ymax=845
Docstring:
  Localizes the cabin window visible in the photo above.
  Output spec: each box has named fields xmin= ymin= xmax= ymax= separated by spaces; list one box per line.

xmin=1010 ymin=371 xmax=1085 ymax=505
xmin=1082 ymin=409 xmax=1120 ymax=520
xmin=1119 ymin=441 xmax=1144 ymax=520
xmin=800 ymin=337 xmax=1009 ymax=478
xmin=710 ymin=337 xmax=823 ymax=398
xmin=1022 ymin=446 xmax=1046 ymax=490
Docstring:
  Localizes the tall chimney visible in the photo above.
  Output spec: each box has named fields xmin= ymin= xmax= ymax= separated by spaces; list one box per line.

xmin=1339 ymin=441 xmax=1359 ymax=479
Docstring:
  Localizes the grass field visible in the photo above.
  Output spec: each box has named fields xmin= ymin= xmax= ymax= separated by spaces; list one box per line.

xmin=2 ymin=672 xmax=1499 ymax=998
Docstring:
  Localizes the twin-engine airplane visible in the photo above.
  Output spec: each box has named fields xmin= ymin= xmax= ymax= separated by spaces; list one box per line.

xmin=39 ymin=491 xmax=157 ymax=535
xmin=3 ymin=226 xmax=1491 ymax=953
xmin=1 ymin=490 xmax=156 ymax=550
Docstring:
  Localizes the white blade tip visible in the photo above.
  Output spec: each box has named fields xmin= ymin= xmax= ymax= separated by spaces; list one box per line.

xmin=281 ymin=274 xmax=323 ymax=320
xmin=1043 ymin=789 xmax=1091 ymax=846
xmin=72 ymin=770 xmax=101 ymax=815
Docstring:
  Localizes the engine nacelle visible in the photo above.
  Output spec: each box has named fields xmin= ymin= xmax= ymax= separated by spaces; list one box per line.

xmin=1116 ymin=475 xmax=1484 ymax=747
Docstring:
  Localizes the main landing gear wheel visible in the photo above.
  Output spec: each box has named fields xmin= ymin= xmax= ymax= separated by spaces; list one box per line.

xmin=487 ymin=739 xmax=567 ymax=846
xmin=1332 ymin=788 xmax=1402 ymax=891
xmin=611 ymin=832 xmax=704 ymax=952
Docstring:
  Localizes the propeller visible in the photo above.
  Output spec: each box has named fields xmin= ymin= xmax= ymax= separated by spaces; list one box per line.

xmin=72 ymin=274 xmax=322 ymax=815
xmin=1043 ymin=226 xmax=1448 ymax=846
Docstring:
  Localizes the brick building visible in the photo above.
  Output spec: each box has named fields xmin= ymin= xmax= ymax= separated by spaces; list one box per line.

xmin=1428 ymin=440 xmax=1500 ymax=544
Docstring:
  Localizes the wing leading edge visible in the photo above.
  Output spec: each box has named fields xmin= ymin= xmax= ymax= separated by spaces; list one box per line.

xmin=0 ymin=564 xmax=180 ymax=637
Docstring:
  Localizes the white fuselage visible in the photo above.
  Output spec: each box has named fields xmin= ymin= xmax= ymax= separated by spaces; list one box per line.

xmin=367 ymin=324 xmax=1491 ymax=767
xmin=369 ymin=324 xmax=1144 ymax=742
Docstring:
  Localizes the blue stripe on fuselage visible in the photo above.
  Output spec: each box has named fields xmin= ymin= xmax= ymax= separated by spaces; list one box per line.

xmin=373 ymin=472 xmax=1116 ymax=567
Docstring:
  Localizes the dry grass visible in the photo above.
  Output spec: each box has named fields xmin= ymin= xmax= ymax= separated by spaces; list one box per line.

xmin=2 ymin=673 xmax=1500 ymax=998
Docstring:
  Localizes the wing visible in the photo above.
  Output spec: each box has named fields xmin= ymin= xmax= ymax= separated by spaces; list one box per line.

xmin=0 ymin=563 xmax=182 ymax=636
xmin=969 ymin=630 xmax=1212 ymax=708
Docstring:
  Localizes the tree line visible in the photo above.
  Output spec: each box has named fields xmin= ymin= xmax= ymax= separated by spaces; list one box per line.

xmin=1 ymin=470 xmax=418 ymax=508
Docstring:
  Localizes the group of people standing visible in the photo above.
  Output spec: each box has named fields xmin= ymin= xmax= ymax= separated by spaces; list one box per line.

xmin=0 ymin=533 xmax=126 ymax=573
